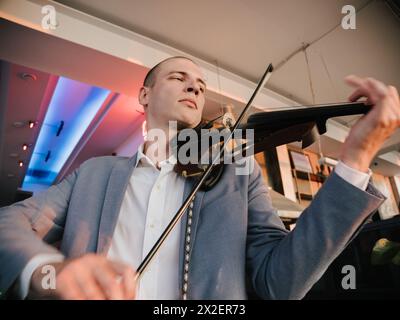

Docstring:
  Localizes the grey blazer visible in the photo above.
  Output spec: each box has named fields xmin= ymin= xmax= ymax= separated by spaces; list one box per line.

xmin=0 ymin=154 xmax=385 ymax=299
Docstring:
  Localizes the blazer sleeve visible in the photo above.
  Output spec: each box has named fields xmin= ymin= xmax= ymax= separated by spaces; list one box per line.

xmin=0 ymin=169 xmax=79 ymax=295
xmin=245 ymin=161 xmax=385 ymax=300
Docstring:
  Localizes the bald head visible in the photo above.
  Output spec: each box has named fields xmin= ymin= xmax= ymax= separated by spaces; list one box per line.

xmin=143 ymin=56 xmax=198 ymax=87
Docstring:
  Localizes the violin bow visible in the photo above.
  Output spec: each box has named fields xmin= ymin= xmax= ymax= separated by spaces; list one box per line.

xmin=135 ymin=63 xmax=274 ymax=281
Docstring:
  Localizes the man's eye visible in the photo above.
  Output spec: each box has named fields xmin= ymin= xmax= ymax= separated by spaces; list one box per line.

xmin=172 ymin=77 xmax=184 ymax=81
xmin=200 ymin=87 xmax=205 ymax=93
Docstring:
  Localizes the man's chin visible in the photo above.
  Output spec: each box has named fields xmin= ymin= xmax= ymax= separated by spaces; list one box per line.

xmin=176 ymin=120 xmax=198 ymax=131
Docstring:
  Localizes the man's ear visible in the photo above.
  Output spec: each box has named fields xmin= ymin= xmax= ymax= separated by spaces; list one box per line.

xmin=138 ymin=86 xmax=149 ymax=108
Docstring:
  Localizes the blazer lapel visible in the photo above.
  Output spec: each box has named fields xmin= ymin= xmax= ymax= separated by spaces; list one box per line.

xmin=178 ymin=178 xmax=205 ymax=291
xmin=96 ymin=154 xmax=137 ymax=254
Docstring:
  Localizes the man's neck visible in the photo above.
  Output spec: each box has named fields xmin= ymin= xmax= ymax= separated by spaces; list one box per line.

xmin=143 ymin=139 xmax=170 ymax=168
xmin=142 ymin=123 xmax=177 ymax=168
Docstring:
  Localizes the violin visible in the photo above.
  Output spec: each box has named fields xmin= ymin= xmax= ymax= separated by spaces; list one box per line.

xmin=172 ymin=101 xmax=371 ymax=191
xmin=135 ymin=63 xmax=372 ymax=280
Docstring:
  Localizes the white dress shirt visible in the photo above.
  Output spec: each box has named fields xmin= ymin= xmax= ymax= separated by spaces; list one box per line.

xmin=17 ymin=150 xmax=372 ymax=299
xmin=107 ymin=144 xmax=185 ymax=299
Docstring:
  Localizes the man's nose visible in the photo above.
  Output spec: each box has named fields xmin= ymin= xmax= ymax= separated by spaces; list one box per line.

xmin=186 ymin=83 xmax=200 ymax=96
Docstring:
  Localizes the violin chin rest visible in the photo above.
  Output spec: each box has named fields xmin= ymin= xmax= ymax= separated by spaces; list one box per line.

xmin=200 ymin=164 xmax=225 ymax=191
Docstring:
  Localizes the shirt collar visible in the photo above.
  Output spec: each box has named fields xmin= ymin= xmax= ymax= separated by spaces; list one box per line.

xmin=135 ymin=143 xmax=177 ymax=170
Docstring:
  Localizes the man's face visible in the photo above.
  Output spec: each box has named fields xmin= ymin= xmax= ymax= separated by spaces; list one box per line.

xmin=140 ymin=58 xmax=206 ymax=129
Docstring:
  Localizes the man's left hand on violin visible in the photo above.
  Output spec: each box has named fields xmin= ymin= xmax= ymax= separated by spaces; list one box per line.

xmin=339 ymin=75 xmax=400 ymax=173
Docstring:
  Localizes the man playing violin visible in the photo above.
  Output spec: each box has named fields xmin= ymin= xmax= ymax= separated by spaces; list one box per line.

xmin=0 ymin=56 xmax=399 ymax=300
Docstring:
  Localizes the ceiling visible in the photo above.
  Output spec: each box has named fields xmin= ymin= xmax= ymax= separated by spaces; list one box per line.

xmin=51 ymin=0 xmax=400 ymax=161
xmin=0 ymin=62 xmax=53 ymax=205
xmin=53 ymin=0 xmax=400 ymax=103
xmin=0 ymin=18 xmax=239 ymax=205
xmin=1 ymin=0 xmax=400 ymax=205
xmin=0 ymin=59 xmax=145 ymax=205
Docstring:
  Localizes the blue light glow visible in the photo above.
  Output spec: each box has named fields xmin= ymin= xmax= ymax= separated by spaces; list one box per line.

xmin=22 ymin=77 xmax=110 ymax=191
